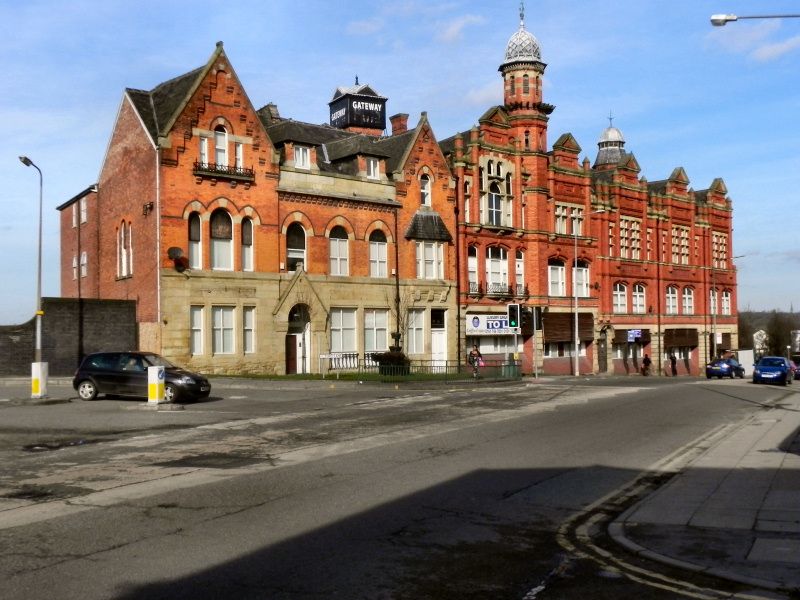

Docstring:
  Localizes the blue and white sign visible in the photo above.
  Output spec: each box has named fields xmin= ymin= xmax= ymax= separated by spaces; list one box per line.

xmin=627 ymin=329 xmax=642 ymax=342
xmin=466 ymin=314 xmax=513 ymax=336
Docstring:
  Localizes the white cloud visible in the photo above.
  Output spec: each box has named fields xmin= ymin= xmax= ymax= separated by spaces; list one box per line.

xmin=752 ymin=34 xmax=800 ymax=61
xmin=464 ymin=79 xmax=502 ymax=107
xmin=346 ymin=18 xmax=384 ymax=35
xmin=438 ymin=14 xmax=484 ymax=43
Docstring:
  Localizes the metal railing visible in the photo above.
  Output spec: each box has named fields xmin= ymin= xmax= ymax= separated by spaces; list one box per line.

xmin=319 ymin=353 xmax=521 ymax=383
xmin=193 ymin=161 xmax=255 ymax=181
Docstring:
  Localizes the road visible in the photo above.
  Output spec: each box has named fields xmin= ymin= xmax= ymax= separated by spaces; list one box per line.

xmin=0 ymin=377 xmax=788 ymax=599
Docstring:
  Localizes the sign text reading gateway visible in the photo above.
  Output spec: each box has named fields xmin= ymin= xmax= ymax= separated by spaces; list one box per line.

xmin=329 ymin=93 xmax=387 ymax=131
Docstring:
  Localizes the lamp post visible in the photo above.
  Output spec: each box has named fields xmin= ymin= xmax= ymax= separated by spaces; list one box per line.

xmin=19 ymin=155 xmax=46 ymax=399
xmin=711 ymin=13 xmax=800 ymax=26
xmin=573 ymin=208 xmax=604 ymax=376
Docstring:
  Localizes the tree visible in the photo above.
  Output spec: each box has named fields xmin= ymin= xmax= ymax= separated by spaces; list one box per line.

xmin=764 ymin=310 xmax=796 ymax=356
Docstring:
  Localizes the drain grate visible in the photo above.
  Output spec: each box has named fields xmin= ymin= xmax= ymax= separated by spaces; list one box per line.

xmin=155 ymin=453 xmax=264 ymax=469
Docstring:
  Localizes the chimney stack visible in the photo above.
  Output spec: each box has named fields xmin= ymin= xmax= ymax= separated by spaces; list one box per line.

xmin=390 ymin=113 xmax=409 ymax=135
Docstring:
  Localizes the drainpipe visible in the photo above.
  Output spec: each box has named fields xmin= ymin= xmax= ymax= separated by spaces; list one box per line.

xmin=454 ymin=174 xmax=462 ymax=368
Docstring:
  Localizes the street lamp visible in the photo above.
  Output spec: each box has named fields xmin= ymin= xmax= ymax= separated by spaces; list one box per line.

xmin=711 ymin=13 xmax=800 ymax=26
xmin=573 ymin=208 xmax=605 ymax=376
xmin=19 ymin=155 xmax=47 ymax=398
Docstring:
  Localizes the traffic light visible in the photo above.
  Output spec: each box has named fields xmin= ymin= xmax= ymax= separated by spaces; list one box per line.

xmin=520 ymin=306 xmax=533 ymax=334
xmin=507 ymin=303 xmax=520 ymax=329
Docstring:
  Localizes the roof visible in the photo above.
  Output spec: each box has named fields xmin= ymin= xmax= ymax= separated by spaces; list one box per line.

xmin=371 ymin=129 xmax=417 ymax=173
xmin=124 ymin=43 xmax=225 ymax=143
xmin=56 ymin=184 xmax=98 ymax=211
xmin=330 ymin=83 xmax=386 ymax=102
xmin=404 ymin=211 xmax=453 ymax=242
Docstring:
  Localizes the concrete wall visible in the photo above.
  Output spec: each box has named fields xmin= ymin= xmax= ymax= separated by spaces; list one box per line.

xmin=0 ymin=297 xmax=137 ymax=376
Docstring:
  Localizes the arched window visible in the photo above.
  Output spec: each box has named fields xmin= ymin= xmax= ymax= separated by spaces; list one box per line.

xmin=286 ymin=223 xmax=306 ymax=272
xmin=524 ymin=130 xmax=530 ymax=150
xmin=505 ymin=173 xmax=512 ymax=196
xmin=420 ymin=174 xmax=431 ymax=206
xmin=522 ymin=74 xmax=530 ymax=94
xmin=666 ymin=285 xmax=679 ymax=314
xmin=487 ymin=183 xmax=502 ymax=226
xmin=682 ymin=287 xmax=694 ymax=315
xmin=210 ymin=209 xmax=233 ymax=270
xmin=710 ymin=288 xmax=718 ymax=316
xmin=548 ymin=259 xmax=566 ymax=296
xmin=463 ymin=180 xmax=471 ymax=222
xmin=117 ymin=221 xmax=132 ymax=278
xmin=509 ymin=75 xmax=515 ymax=95
xmin=329 ymin=226 xmax=349 ymax=276
xmin=487 ymin=160 xmax=494 ymax=176
xmin=241 ymin=218 xmax=253 ymax=271
xmin=496 ymin=162 xmax=503 ymax=177
xmin=369 ymin=229 xmax=387 ymax=278
xmin=468 ymin=246 xmax=478 ymax=292
xmin=515 ymin=250 xmax=524 ymax=296
xmin=632 ymin=283 xmax=646 ymax=314
xmin=613 ymin=282 xmax=627 ymax=313
xmin=214 ymin=125 xmax=227 ymax=166
xmin=574 ymin=260 xmax=590 ymax=298
xmin=188 ymin=212 xmax=202 ymax=269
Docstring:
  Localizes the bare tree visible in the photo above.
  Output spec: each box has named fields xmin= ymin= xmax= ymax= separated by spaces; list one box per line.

xmin=385 ymin=288 xmax=416 ymax=351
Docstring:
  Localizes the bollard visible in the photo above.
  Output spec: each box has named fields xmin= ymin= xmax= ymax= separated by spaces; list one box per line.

xmin=148 ymin=365 xmax=166 ymax=404
xmin=31 ymin=362 xmax=48 ymax=399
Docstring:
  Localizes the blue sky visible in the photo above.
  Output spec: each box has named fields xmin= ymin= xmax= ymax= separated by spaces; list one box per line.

xmin=3 ymin=0 xmax=799 ymax=324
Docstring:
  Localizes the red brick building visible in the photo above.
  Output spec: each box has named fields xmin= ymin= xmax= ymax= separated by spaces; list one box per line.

xmin=59 ymin=13 xmax=737 ymax=376
xmin=440 ymin=11 xmax=738 ymax=376
xmin=58 ymin=43 xmax=458 ymax=375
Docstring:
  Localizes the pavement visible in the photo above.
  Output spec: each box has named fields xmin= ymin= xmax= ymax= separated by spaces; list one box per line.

xmin=611 ymin=389 xmax=800 ymax=595
xmin=2 ymin=375 xmax=800 ymax=595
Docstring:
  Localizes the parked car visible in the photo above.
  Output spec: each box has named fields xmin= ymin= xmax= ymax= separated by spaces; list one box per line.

xmin=752 ymin=356 xmax=794 ymax=386
xmin=794 ymin=362 xmax=800 ymax=381
xmin=73 ymin=352 xmax=211 ymax=402
xmin=705 ymin=358 xmax=745 ymax=379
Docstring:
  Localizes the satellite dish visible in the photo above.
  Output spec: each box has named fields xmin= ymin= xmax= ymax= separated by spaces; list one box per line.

xmin=167 ymin=247 xmax=184 ymax=260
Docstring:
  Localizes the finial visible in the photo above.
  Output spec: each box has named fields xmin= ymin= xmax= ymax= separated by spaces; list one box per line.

xmin=608 ymin=110 xmax=614 ymax=128
xmin=519 ymin=1 xmax=525 ymax=27
xmin=355 ymin=75 xmax=359 ymax=85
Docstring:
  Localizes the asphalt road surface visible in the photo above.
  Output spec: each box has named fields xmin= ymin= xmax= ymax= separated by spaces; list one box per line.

xmin=0 ymin=377 xmax=787 ymax=599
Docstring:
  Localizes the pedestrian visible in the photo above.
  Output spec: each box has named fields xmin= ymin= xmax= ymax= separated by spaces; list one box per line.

xmin=468 ymin=345 xmax=483 ymax=378
xmin=641 ymin=353 xmax=652 ymax=376
xmin=669 ymin=353 xmax=678 ymax=377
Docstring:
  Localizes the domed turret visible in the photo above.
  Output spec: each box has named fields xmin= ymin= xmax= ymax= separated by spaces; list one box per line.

xmin=594 ymin=117 xmax=626 ymax=168
xmin=502 ymin=4 xmax=542 ymax=68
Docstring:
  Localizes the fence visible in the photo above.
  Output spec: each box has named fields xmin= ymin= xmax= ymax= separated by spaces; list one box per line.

xmin=319 ymin=353 xmax=521 ymax=383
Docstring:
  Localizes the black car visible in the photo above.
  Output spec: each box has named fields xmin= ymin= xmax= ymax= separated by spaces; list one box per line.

xmin=705 ymin=358 xmax=745 ymax=379
xmin=73 ymin=352 xmax=211 ymax=402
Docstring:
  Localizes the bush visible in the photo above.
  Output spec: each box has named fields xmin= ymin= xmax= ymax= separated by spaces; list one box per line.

xmin=370 ymin=351 xmax=410 ymax=375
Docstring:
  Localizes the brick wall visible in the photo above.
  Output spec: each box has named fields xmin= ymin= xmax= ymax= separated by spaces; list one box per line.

xmin=0 ymin=297 xmax=137 ymax=376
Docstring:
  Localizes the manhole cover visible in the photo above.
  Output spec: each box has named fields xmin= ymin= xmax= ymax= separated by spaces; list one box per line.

xmin=156 ymin=453 xmax=263 ymax=469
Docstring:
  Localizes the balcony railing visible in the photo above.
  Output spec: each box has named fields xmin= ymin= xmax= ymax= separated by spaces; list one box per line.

xmin=193 ymin=161 xmax=255 ymax=182
xmin=486 ymin=282 xmax=512 ymax=297
xmin=468 ymin=281 xmax=482 ymax=296
xmin=514 ymin=284 xmax=528 ymax=298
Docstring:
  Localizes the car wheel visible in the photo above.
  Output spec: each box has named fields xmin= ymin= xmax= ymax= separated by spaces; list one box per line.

xmin=77 ymin=380 xmax=98 ymax=401
xmin=164 ymin=383 xmax=179 ymax=403
xmin=706 ymin=374 xmax=712 ymax=379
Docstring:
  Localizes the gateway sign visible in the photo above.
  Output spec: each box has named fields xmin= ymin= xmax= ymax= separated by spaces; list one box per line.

xmin=466 ymin=314 xmax=513 ymax=336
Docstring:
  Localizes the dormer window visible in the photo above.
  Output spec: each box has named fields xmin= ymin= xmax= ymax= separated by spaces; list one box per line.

xmin=420 ymin=174 xmax=431 ymax=206
xmin=295 ymin=145 xmax=310 ymax=169
xmin=367 ymin=157 xmax=379 ymax=180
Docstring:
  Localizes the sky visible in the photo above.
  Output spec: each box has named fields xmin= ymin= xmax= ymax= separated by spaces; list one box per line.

xmin=2 ymin=0 xmax=799 ymax=325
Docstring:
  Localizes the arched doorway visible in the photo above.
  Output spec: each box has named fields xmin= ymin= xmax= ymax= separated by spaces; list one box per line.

xmin=285 ymin=304 xmax=311 ymax=374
